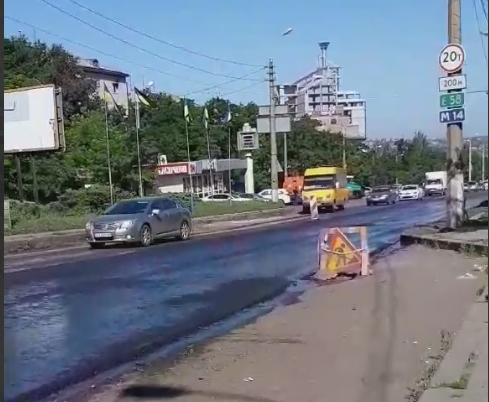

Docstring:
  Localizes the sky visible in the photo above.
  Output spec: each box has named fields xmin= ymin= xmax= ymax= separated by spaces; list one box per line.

xmin=4 ymin=0 xmax=489 ymax=139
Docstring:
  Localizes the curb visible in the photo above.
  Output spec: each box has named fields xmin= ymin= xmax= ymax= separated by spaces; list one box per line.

xmin=399 ymin=231 xmax=488 ymax=254
xmin=4 ymin=208 xmax=299 ymax=255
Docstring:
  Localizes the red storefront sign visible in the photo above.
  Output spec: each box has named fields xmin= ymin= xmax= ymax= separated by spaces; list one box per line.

xmin=157 ymin=163 xmax=196 ymax=176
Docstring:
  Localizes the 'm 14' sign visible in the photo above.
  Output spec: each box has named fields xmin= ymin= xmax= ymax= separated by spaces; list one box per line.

xmin=438 ymin=108 xmax=465 ymax=124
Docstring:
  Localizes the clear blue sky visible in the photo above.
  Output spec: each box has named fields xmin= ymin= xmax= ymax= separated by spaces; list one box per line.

xmin=5 ymin=0 xmax=488 ymax=138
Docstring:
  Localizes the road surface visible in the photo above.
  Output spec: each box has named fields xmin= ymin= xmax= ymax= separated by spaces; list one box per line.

xmin=4 ymin=194 xmax=485 ymax=401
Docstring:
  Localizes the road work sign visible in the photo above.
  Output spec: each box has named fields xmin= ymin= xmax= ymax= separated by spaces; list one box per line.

xmin=316 ymin=226 xmax=370 ymax=281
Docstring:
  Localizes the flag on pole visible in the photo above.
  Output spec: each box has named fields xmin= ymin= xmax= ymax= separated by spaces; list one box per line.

xmin=184 ymin=101 xmax=192 ymax=124
xmin=203 ymin=107 xmax=209 ymax=130
xmin=103 ymin=83 xmax=124 ymax=115
xmin=134 ymin=87 xmax=154 ymax=108
xmin=221 ymin=103 xmax=232 ymax=125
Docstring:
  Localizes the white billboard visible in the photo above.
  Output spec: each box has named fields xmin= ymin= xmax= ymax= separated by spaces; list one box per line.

xmin=4 ymin=84 xmax=65 ymax=154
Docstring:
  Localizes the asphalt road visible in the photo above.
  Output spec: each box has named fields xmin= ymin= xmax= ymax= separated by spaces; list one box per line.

xmin=4 ymin=193 xmax=486 ymax=401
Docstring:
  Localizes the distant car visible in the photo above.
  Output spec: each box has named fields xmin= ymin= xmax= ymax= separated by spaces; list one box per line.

xmin=85 ymin=197 xmax=192 ymax=249
xmin=364 ymin=186 xmax=372 ymax=197
xmin=399 ymin=184 xmax=424 ymax=201
xmin=258 ymin=189 xmax=291 ymax=205
xmin=202 ymin=193 xmax=249 ymax=202
xmin=236 ymin=193 xmax=270 ymax=202
xmin=483 ymin=181 xmax=488 ymax=191
xmin=366 ymin=186 xmax=398 ymax=206
xmin=467 ymin=181 xmax=478 ymax=191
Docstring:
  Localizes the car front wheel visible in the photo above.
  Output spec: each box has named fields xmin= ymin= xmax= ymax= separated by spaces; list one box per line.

xmin=140 ymin=224 xmax=153 ymax=247
xmin=178 ymin=220 xmax=191 ymax=241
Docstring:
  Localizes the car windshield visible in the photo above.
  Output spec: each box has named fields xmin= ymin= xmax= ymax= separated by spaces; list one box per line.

xmin=402 ymin=185 xmax=417 ymax=190
xmin=105 ymin=200 xmax=149 ymax=215
xmin=426 ymin=179 xmax=442 ymax=185
xmin=372 ymin=187 xmax=390 ymax=193
xmin=303 ymin=175 xmax=335 ymax=190
xmin=468 ymin=181 xmax=476 ymax=186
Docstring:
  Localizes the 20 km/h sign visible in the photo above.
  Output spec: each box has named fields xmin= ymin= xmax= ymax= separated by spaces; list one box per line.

xmin=439 ymin=44 xmax=465 ymax=73
xmin=440 ymin=93 xmax=465 ymax=108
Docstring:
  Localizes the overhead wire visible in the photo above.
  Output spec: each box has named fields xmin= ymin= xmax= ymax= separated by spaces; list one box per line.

xmin=5 ymin=16 xmax=266 ymax=99
xmin=38 ymin=0 xmax=264 ymax=81
xmin=472 ymin=0 xmax=488 ymax=64
xmin=65 ymin=0 xmax=263 ymax=69
xmin=479 ymin=0 xmax=488 ymax=22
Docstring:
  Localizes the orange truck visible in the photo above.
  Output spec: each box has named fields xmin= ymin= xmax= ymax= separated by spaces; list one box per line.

xmin=283 ymin=174 xmax=304 ymax=196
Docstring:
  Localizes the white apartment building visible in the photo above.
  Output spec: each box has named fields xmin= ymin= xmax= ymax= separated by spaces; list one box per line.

xmin=77 ymin=58 xmax=130 ymax=113
xmin=282 ymin=42 xmax=367 ymax=139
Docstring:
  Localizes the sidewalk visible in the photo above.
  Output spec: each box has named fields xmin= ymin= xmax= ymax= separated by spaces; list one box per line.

xmin=400 ymin=201 xmax=488 ymax=254
xmin=84 ymin=244 xmax=487 ymax=402
xmin=418 ymin=286 xmax=488 ymax=402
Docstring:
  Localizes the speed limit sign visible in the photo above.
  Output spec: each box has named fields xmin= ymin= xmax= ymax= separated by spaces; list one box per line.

xmin=439 ymin=44 xmax=465 ymax=73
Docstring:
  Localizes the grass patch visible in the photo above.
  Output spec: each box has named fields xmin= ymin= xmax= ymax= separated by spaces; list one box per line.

xmin=5 ymin=201 xmax=284 ymax=236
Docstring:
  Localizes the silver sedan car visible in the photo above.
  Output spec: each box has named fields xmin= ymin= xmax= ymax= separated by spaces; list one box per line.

xmin=85 ymin=197 xmax=192 ymax=249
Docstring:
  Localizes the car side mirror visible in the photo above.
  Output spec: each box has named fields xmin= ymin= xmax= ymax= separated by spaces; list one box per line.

xmin=151 ymin=209 xmax=160 ymax=215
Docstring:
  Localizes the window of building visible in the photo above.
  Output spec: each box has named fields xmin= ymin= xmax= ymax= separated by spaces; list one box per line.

xmin=112 ymin=83 xmax=119 ymax=93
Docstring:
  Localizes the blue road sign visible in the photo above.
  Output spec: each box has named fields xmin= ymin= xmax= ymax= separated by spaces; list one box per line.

xmin=439 ymin=108 xmax=465 ymax=124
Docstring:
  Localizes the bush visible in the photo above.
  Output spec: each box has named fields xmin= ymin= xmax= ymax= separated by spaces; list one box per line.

xmin=50 ymin=185 xmax=136 ymax=215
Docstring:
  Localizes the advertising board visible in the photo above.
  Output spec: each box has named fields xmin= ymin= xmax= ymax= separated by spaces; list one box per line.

xmin=4 ymin=84 xmax=65 ymax=154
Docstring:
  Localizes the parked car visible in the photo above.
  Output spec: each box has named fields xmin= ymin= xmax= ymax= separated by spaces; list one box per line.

xmin=364 ymin=186 xmax=372 ymax=197
xmin=483 ymin=181 xmax=488 ymax=191
xmin=467 ymin=181 xmax=478 ymax=191
xmin=202 ymin=193 xmax=248 ymax=202
xmin=258 ymin=188 xmax=292 ymax=205
xmin=366 ymin=186 xmax=398 ymax=206
xmin=85 ymin=197 xmax=192 ymax=249
xmin=236 ymin=193 xmax=270 ymax=202
xmin=399 ymin=184 xmax=424 ymax=201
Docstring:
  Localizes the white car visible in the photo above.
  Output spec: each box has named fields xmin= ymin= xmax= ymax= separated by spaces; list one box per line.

xmin=258 ymin=188 xmax=292 ymax=205
xmin=399 ymin=184 xmax=424 ymax=201
xmin=201 ymin=193 xmax=249 ymax=202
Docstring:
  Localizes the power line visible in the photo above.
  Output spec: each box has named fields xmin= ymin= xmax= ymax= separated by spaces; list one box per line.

xmin=65 ymin=0 xmax=263 ymax=69
xmin=5 ymin=16 xmax=266 ymax=99
xmin=38 ymin=0 xmax=263 ymax=82
xmin=479 ymin=0 xmax=488 ymax=22
xmin=472 ymin=0 xmax=488 ymax=64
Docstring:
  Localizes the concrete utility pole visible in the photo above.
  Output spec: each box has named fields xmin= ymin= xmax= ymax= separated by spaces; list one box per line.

xmin=268 ymin=59 xmax=279 ymax=202
xmin=446 ymin=0 xmax=465 ymax=228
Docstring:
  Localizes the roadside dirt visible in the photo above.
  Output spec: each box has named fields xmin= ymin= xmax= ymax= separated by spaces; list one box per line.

xmin=78 ymin=245 xmax=487 ymax=402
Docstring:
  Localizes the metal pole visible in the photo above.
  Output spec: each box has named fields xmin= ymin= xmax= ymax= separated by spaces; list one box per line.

xmin=342 ymin=134 xmax=347 ymax=170
xmin=184 ymin=118 xmax=195 ymax=213
xmin=205 ymin=126 xmax=214 ymax=196
xmin=268 ymin=59 xmax=279 ymax=202
xmin=468 ymin=139 xmax=472 ymax=182
xmin=228 ymin=127 xmax=232 ymax=196
xmin=446 ymin=0 xmax=465 ymax=228
xmin=104 ymin=100 xmax=114 ymax=204
xmin=482 ymin=145 xmax=485 ymax=181
xmin=283 ymin=132 xmax=288 ymax=178
xmin=134 ymin=99 xmax=144 ymax=197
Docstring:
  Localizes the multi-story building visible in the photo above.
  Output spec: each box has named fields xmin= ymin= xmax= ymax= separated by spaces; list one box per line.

xmin=78 ymin=58 xmax=130 ymax=112
xmin=336 ymin=90 xmax=367 ymax=139
xmin=282 ymin=42 xmax=367 ymax=139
